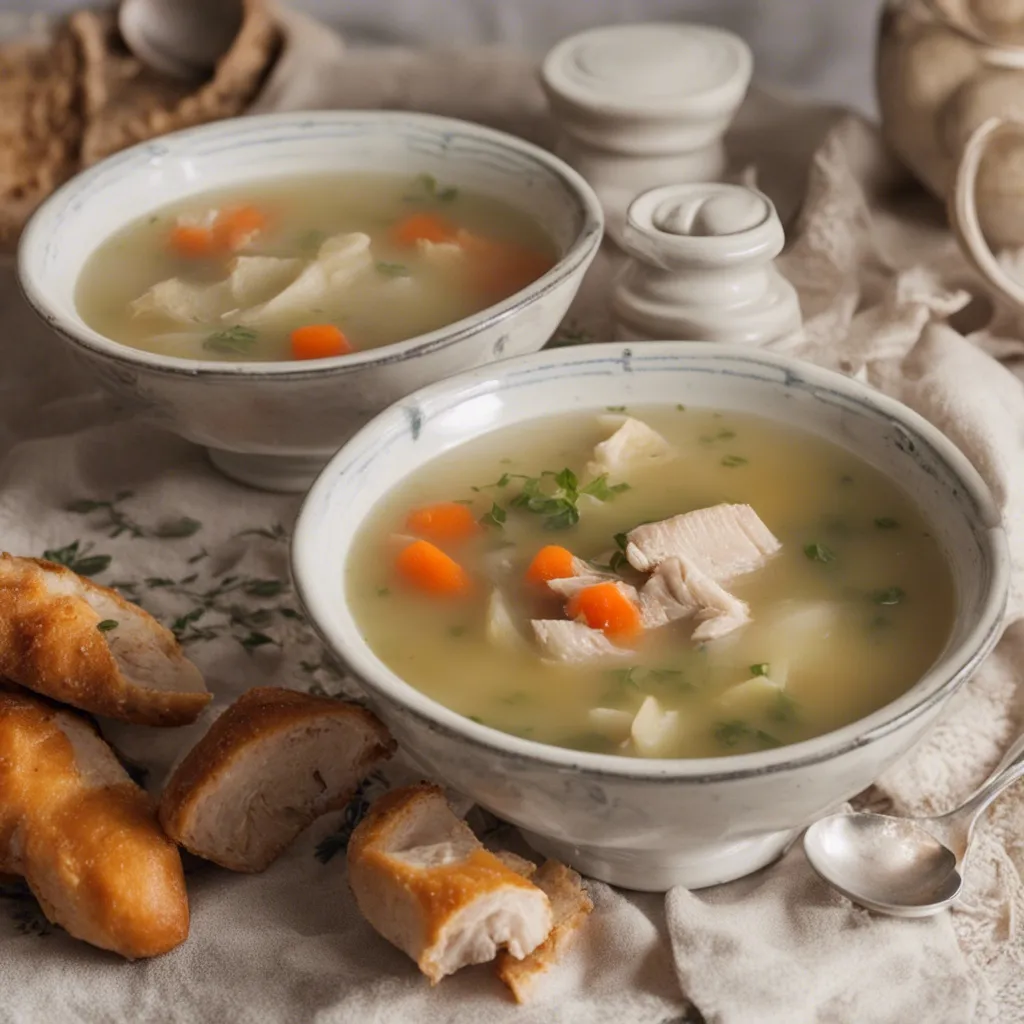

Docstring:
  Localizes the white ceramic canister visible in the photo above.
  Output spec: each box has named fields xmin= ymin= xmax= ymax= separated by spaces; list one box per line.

xmin=612 ymin=182 xmax=802 ymax=344
xmin=541 ymin=22 xmax=753 ymax=243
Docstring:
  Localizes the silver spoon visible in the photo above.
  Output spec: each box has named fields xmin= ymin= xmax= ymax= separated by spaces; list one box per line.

xmin=118 ymin=0 xmax=244 ymax=82
xmin=804 ymin=733 xmax=1024 ymax=917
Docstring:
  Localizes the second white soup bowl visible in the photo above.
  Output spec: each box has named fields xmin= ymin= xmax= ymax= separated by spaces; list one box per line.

xmin=17 ymin=111 xmax=602 ymax=492
xmin=292 ymin=342 xmax=1008 ymax=891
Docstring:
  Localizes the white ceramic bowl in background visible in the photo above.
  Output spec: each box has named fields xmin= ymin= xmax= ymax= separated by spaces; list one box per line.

xmin=17 ymin=111 xmax=603 ymax=492
xmin=292 ymin=342 xmax=1009 ymax=892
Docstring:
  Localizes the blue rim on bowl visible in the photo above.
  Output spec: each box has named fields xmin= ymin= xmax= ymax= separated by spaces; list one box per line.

xmin=17 ymin=110 xmax=604 ymax=381
xmin=291 ymin=342 xmax=1010 ymax=782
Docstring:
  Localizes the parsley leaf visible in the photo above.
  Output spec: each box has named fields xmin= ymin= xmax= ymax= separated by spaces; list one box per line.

xmin=871 ymin=586 xmax=906 ymax=606
xmin=750 ymin=663 xmax=770 ymax=677
xmin=480 ymin=503 xmax=507 ymax=529
xmin=96 ymin=619 xmax=118 ymax=632
xmin=804 ymin=542 xmax=836 ymax=563
xmin=721 ymin=454 xmax=748 ymax=468
xmin=874 ymin=517 xmax=901 ymax=529
xmin=377 ymin=261 xmax=410 ymax=277
xmin=203 ymin=326 xmax=258 ymax=356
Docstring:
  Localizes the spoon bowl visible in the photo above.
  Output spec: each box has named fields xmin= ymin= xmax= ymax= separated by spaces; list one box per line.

xmin=805 ymin=733 xmax=1024 ymax=916
xmin=804 ymin=813 xmax=962 ymax=917
xmin=118 ymin=0 xmax=244 ymax=81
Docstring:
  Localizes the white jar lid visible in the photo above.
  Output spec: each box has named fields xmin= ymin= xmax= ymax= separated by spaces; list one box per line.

xmin=622 ymin=182 xmax=784 ymax=269
xmin=542 ymin=23 xmax=753 ymax=120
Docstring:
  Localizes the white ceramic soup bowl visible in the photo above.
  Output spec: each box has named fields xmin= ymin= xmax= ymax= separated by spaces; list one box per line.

xmin=292 ymin=342 xmax=1009 ymax=892
xmin=17 ymin=111 xmax=603 ymax=493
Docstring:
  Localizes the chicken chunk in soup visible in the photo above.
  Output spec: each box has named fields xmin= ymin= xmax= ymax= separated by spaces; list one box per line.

xmin=347 ymin=408 xmax=955 ymax=759
xmin=75 ymin=173 xmax=556 ymax=362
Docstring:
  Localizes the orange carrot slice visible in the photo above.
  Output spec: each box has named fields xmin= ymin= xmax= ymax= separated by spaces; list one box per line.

xmin=457 ymin=230 xmax=554 ymax=297
xmin=395 ymin=540 xmax=473 ymax=597
xmin=405 ymin=503 xmax=482 ymax=544
xmin=212 ymin=204 xmax=267 ymax=252
xmin=169 ymin=224 xmax=216 ymax=258
xmin=393 ymin=212 xmax=455 ymax=247
xmin=525 ymin=545 xmax=577 ymax=586
xmin=290 ymin=324 xmax=352 ymax=360
xmin=567 ymin=582 xmax=642 ymax=640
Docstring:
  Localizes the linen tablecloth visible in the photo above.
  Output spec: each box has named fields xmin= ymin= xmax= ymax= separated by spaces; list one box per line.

xmin=2 ymin=11 xmax=1024 ymax=1024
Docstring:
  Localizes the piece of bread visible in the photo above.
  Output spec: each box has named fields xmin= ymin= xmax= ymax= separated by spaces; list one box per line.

xmin=0 ymin=554 xmax=210 ymax=726
xmin=159 ymin=687 xmax=395 ymax=872
xmin=0 ymin=688 xmax=189 ymax=958
xmin=496 ymin=860 xmax=594 ymax=1003
xmin=347 ymin=784 xmax=553 ymax=984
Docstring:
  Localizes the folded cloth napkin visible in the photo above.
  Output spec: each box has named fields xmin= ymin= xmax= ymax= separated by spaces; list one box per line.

xmin=2 ymin=9 xmax=1024 ymax=1024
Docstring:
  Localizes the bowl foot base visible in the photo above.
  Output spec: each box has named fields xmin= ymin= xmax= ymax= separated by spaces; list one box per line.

xmin=518 ymin=827 xmax=798 ymax=891
xmin=206 ymin=448 xmax=330 ymax=493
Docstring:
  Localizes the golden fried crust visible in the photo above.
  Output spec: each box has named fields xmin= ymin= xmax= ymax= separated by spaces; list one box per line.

xmin=0 ymin=690 xmax=189 ymax=958
xmin=158 ymin=687 xmax=395 ymax=869
xmin=348 ymin=784 xmax=542 ymax=958
xmin=496 ymin=861 xmax=594 ymax=1003
xmin=0 ymin=554 xmax=210 ymax=726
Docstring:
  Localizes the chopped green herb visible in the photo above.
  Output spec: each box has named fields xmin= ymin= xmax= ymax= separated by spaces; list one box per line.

xmin=448 ymin=625 xmax=467 ymax=638
xmin=377 ymin=587 xmax=391 ymax=597
xmin=874 ymin=517 xmax=901 ymax=529
xmin=721 ymin=455 xmax=748 ymax=468
xmin=468 ymin=715 xmax=484 ymax=724
xmin=244 ymin=579 xmax=285 ymax=598
xmin=609 ymin=550 xmax=629 ymax=573
xmin=714 ymin=720 xmax=749 ymax=748
xmin=42 ymin=541 xmax=111 ymax=577
xmin=240 ymin=631 xmax=276 ymax=652
xmin=871 ymin=586 xmax=906 ymax=606
xmin=676 ymin=404 xmax=687 ymax=411
xmin=840 ymin=474 xmax=854 ymax=485
xmin=203 ymin=325 xmax=258 ymax=356
xmin=406 ymin=173 xmax=458 ymax=203
xmin=187 ymin=548 xmax=209 ymax=564
xmin=96 ymin=619 xmax=118 ymax=632
xmin=750 ymin=663 xmax=770 ymax=677
xmin=581 ymin=475 xmax=630 ymax=501
xmin=471 ymin=473 xmax=511 ymax=492
xmin=700 ymin=429 xmax=737 ymax=444
xmin=767 ymin=691 xmax=799 ymax=724
xmin=715 ymin=720 xmax=782 ymax=749
xmin=376 ymin=261 xmax=410 ymax=277
xmin=154 ymin=517 xmax=202 ymax=539
xmin=804 ymin=542 xmax=836 ymax=563
xmin=278 ymin=608 xmax=302 ymax=620
xmin=171 ymin=607 xmax=206 ymax=635
xmin=480 ymin=503 xmax=507 ymax=529
xmin=606 ymin=405 xmax=627 ymax=413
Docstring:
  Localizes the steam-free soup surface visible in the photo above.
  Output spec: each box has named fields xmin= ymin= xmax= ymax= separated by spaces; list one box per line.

xmin=347 ymin=408 xmax=955 ymax=759
xmin=76 ymin=173 xmax=555 ymax=362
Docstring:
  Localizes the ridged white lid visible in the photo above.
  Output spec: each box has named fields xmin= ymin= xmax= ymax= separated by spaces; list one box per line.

xmin=542 ymin=22 xmax=753 ymax=119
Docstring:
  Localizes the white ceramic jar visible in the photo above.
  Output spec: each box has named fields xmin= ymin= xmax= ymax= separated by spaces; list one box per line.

xmin=541 ymin=22 xmax=753 ymax=243
xmin=611 ymin=182 xmax=802 ymax=345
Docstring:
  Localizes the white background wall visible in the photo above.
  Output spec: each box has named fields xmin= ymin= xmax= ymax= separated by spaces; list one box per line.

xmin=0 ymin=0 xmax=887 ymax=114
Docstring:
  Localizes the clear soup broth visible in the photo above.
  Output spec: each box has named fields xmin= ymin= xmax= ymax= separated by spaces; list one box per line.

xmin=347 ymin=408 xmax=955 ymax=760
xmin=76 ymin=172 xmax=556 ymax=362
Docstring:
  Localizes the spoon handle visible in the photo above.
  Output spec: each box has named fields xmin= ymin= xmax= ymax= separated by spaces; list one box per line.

xmin=941 ymin=734 xmax=1024 ymax=860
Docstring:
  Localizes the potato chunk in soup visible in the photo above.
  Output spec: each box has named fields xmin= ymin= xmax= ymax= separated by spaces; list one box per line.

xmin=347 ymin=408 xmax=955 ymax=759
xmin=76 ymin=173 xmax=556 ymax=362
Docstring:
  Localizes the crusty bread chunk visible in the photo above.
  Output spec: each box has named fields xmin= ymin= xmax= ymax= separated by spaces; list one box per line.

xmin=160 ymin=687 xmax=395 ymax=872
xmin=496 ymin=860 xmax=594 ymax=1003
xmin=0 ymin=554 xmax=210 ymax=726
xmin=0 ymin=688 xmax=189 ymax=958
xmin=347 ymin=784 xmax=553 ymax=984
